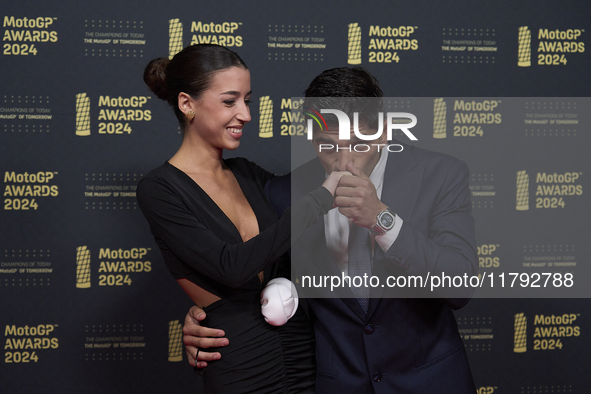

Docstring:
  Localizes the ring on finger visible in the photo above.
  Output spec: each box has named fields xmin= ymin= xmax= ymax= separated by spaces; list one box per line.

xmin=195 ymin=347 xmax=202 ymax=367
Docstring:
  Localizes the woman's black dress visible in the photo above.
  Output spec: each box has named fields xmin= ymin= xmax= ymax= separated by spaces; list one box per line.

xmin=137 ymin=158 xmax=332 ymax=393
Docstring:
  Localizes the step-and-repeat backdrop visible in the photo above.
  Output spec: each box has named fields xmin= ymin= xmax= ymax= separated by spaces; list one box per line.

xmin=1 ymin=1 xmax=589 ymax=392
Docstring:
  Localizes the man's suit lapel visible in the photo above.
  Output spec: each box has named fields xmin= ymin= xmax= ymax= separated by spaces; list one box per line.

xmin=367 ymin=144 xmax=423 ymax=318
xmin=380 ymin=142 xmax=422 ymax=216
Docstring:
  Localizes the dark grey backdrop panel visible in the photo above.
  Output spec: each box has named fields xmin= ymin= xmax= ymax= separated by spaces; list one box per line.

xmin=1 ymin=0 xmax=589 ymax=393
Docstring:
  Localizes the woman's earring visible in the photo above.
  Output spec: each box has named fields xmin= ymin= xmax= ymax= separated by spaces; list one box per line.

xmin=185 ymin=110 xmax=195 ymax=122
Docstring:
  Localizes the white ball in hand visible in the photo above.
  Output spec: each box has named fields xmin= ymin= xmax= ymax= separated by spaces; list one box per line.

xmin=260 ymin=278 xmax=299 ymax=326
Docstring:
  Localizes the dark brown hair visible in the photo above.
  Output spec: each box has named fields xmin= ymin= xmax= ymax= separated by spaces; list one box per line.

xmin=143 ymin=44 xmax=248 ymax=130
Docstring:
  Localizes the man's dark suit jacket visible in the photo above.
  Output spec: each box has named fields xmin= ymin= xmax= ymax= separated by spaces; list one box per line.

xmin=266 ymin=142 xmax=478 ymax=394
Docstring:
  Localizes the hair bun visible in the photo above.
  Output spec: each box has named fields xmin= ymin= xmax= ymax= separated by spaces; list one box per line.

xmin=143 ymin=57 xmax=170 ymax=101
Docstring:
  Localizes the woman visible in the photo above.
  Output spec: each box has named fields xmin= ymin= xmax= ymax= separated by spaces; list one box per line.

xmin=137 ymin=44 xmax=342 ymax=393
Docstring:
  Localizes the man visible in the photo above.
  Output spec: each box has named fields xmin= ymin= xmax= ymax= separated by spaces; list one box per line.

xmin=184 ymin=67 xmax=478 ymax=393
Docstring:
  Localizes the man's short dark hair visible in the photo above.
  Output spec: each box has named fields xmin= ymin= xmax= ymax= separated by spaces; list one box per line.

xmin=303 ymin=67 xmax=384 ymax=129
xmin=304 ymin=67 xmax=383 ymax=98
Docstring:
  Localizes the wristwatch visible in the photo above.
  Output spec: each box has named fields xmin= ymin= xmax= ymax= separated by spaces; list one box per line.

xmin=370 ymin=207 xmax=396 ymax=236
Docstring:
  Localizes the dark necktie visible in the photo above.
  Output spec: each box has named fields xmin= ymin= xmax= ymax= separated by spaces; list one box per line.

xmin=348 ymin=223 xmax=372 ymax=312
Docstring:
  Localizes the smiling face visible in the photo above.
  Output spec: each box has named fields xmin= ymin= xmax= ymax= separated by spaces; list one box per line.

xmin=189 ymin=66 xmax=252 ymax=151
xmin=311 ymin=122 xmax=386 ymax=176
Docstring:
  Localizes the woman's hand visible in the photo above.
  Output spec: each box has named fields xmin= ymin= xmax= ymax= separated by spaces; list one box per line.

xmin=321 ymin=171 xmax=352 ymax=197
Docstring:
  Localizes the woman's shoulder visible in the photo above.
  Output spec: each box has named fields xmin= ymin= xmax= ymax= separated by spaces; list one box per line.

xmin=138 ymin=162 xmax=175 ymax=185
xmin=137 ymin=162 xmax=188 ymax=199
xmin=143 ymin=161 xmax=172 ymax=176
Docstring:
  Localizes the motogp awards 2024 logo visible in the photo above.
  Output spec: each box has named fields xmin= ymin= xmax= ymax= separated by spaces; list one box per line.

xmin=518 ymin=27 xmax=585 ymax=67
xmin=516 ymin=171 xmax=583 ymax=211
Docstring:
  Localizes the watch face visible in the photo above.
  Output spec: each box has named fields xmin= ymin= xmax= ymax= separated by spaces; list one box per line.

xmin=380 ymin=212 xmax=394 ymax=228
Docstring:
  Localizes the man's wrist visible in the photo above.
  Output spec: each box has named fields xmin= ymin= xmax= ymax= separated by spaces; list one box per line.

xmin=369 ymin=203 xmax=388 ymax=227
xmin=370 ymin=206 xmax=396 ymax=236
